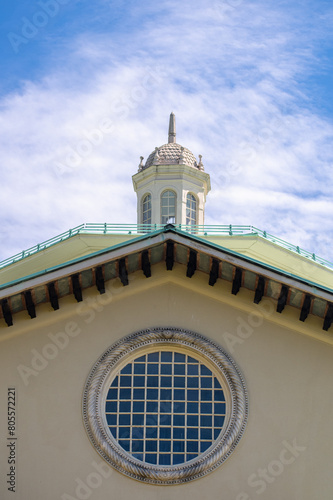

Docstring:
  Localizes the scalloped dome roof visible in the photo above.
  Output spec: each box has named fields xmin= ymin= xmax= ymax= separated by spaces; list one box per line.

xmin=138 ymin=113 xmax=204 ymax=172
xmin=144 ymin=143 xmax=198 ymax=169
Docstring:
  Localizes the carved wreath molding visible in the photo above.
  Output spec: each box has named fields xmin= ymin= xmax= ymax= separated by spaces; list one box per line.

xmin=82 ymin=327 xmax=248 ymax=485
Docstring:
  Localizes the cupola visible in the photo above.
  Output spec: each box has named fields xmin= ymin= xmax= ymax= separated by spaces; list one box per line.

xmin=132 ymin=113 xmax=211 ymax=227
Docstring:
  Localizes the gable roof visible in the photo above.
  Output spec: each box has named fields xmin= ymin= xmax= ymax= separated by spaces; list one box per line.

xmin=1 ymin=225 xmax=332 ymax=336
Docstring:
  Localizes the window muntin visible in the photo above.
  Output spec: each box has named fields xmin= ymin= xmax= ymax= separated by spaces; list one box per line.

xmin=142 ymin=194 xmax=151 ymax=225
xmin=161 ymin=190 xmax=176 ymax=224
xmin=186 ymin=193 xmax=197 ymax=226
xmin=83 ymin=328 xmax=248 ymax=485
xmin=105 ymin=350 xmax=226 ymax=466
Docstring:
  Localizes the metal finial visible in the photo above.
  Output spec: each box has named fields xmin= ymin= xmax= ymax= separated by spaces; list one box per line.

xmin=153 ymin=147 xmax=160 ymax=164
xmin=168 ymin=112 xmax=176 ymax=143
xmin=198 ymin=154 xmax=204 ymax=170
xmin=138 ymin=156 xmax=144 ymax=171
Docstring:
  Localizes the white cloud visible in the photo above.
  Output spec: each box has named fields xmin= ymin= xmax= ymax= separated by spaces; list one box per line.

xmin=0 ymin=0 xmax=333 ymax=264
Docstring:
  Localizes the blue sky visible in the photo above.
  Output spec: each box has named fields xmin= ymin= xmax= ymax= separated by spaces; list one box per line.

xmin=0 ymin=0 xmax=333 ymax=263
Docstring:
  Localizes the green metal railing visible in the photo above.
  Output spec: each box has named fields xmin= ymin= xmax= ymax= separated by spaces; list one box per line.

xmin=1 ymin=223 xmax=332 ymax=270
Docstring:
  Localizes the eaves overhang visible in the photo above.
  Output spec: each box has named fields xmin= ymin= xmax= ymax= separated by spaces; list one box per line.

xmin=0 ymin=225 xmax=332 ymax=332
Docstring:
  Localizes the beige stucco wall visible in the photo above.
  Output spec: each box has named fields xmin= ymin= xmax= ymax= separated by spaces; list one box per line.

xmin=1 ymin=262 xmax=332 ymax=499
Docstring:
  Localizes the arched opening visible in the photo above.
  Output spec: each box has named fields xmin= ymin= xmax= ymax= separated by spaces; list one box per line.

xmin=142 ymin=194 xmax=152 ymax=225
xmin=161 ymin=190 xmax=176 ymax=224
xmin=186 ymin=193 xmax=197 ymax=226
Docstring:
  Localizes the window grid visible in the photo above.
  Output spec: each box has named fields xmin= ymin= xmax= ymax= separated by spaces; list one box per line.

xmin=186 ymin=193 xmax=197 ymax=226
xmin=142 ymin=194 xmax=152 ymax=225
xmin=161 ymin=191 xmax=176 ymax=225
xmin=105 ymin=351 xmax=226 ymax=466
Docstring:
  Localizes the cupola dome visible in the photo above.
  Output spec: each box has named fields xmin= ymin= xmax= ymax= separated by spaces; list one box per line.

xmin=138 ymin=112 xmax=204 ymax=171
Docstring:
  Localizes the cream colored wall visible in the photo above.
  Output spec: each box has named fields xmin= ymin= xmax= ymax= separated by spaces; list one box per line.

xmin=1 ymin=263 xmax=332 ymax=499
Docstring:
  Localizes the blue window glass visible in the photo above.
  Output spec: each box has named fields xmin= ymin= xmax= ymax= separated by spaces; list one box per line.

xmin=160 ymin=440 xmax=171 ymax=452
xmin=201 ymin=390 xmax=212 ymax=401
xmin=147 ymin=364 xmax=159 ymax=374
xmin=214 ymin=415 xmax=225 ymax=427
xmin=160 ymin=389 xmax=172 ymax=400
xmin=161 ymin=364 xmax=172 ymax=375
xmin=214 ymin=390 xmax=225 ymax=401
xmin=200 ymin=428 xmax=212 ymax=440
xmin=187 ymin=390 xmax=199 ymax=401
xmin=174 ymin=389 xmax=185 ymax=400
xmin=146 ymin=414 xmax=158 ymax=426
xmin=201 ymin=377 xmax=212 ymax=388
xmin=134 ymin=364 xmax=145 ymax=374
xmin=161 ymin=352 xmax=173 ymax=362
xmin=106 ymin=414 xmax=117 ymax=426
xmin=187 ymin=415 xmax=198 ymax=427
xmin=146 ymin=427 xmax=157 ymax=439
xmin=109 ymin=427 xmax=117 ymax=437
xmin=146 ymin=440 xmax=158 ymax=452
xmin=187 ymin=377 xmax=199 ymax=388
xmin=132 ymin=427 xmax=144 ymax=439
xmin=174 ymin=364 xmax=186 ymax=375
xmin=119 ymin=401 xmax=131 ymax=412
xmin=187 ymin=402 xmax=198 ymax=414
xmin=201 ymin=403 xmax=212 ymax=413
xmin=173 ymin=427 xmax=185 ymax=439
xmin=173 ymin=441 xmax=185 ymax=452
xmin=119 ymin=427 xmax=130 ymax=439
xmin=201 ymin=365 xmax=212 ymax=376
xmin=173 ymin=454 xmax=185 ymax=464
xmin=187 ymin=441 xmax=198 ymax=453
xmin=173 ymin=414 xmax=185 ymax=427
xmin=187 ymin=364 xmax=198 ymax=375
xmin=174 ymin=377 xmax=185 ymax=387
xmin=214 ymin=379 xmax=222 ymax=389
xmin=214 ymin=428 xmax=222 ymax=439
xmin=174 ymin=353 xmax=185 ymax=363
xmin=120 ymin=376 xmax=132 ymax=386
xmin=161 ymin=376 xmax=172 ymax=387
xmin=159 ymin=454 xmax=171 ymax=466
xmin=148 ymin=352 xmax=159 ymax=362
xmin=160 ymin=427 xmax=171 ymax=439
xmin=201 ymin=415 xmax=212 ymax=427
xmin=132 ymin=440 xmax=144 ymax=452
xmin=160 ymin=414 xmax=171 ymax=426
xmin=119 ymin=414 xmax=130 ymax=425
xmin=134 ymin=376 xmax=145 ymax=386
xmin=146 ymin=401 xmax=157 ymax=412
xmin=160 ymin=401 xmax=172 ymax=413
xmin=120 ymin=388 xmax=131 ymax=399
xmin=105 ymin=350 xmax=227 ymax=467
xmin=133 ymin=389 xmax=145 ymax=401
xmin=147 ymin=389 xmax=158 ymax=400
xmin=214 ymin=402 xmax=226 ymax=414
xmin=107 ymin=388 xmax=118 ymax=399
xmin=121 ymin=365 xmax=132 ymax=374
xmin=200 ymin=442 xmax=211 ymax=453
xmin=187 ymin=427 xmax=198 ymax=440
xmin=132 ymin=414 xmax=144 ymax=425
xmin=146 ymin=454 xmax=157 ymax=464
xmin=147 ymin=376 xmax=159 ymax=387
xmin=119 ymin=440 xmax=130 ymax=451
xmin=106 ymin=401 xmax=117 ymax=413
xmin=173 ymin=401 xmax=185 ymax=413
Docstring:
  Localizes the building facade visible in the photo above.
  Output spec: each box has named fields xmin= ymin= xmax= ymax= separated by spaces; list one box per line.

xmin=0 ymin=115 xmax=333 ymax=499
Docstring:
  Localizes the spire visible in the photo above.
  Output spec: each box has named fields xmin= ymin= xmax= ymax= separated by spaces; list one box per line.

xmin=168 ymin=112 xmax=176 ymax=143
